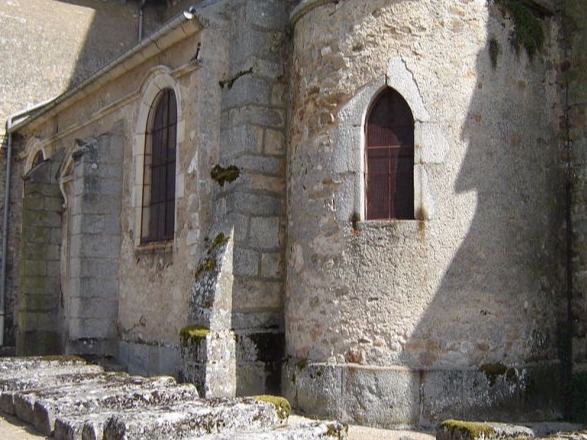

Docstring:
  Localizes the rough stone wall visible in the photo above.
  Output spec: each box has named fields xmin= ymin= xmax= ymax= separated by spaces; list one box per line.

xmin=7 ymin=9 xmax=212 ymax=376
xmin=63 ymin=129 xmax=123 ymax=357
xmin=213 ymin=0 xmax=288 ymax=395
xmin=285 ymin=0 xmax=564 ymax=426
xmin=17 ymin=155 xmax=63 ymax=355
xmin=0 ymin=138 xmax=25 ymax=348
xmin=109 ymin=31 xmax=219 ymax=375
xmin=568 ymin=1 xmax=587 ymax=370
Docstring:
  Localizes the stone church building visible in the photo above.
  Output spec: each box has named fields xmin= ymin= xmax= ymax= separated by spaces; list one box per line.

xmin=1 ymin=0 xmax=587 ymax=428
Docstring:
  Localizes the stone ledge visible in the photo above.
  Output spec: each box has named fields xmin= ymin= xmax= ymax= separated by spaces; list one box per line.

xmin=437 ymin=420 xmax=584 ymax=440
xmin=283 ymin=360 xmax=563 ymax=427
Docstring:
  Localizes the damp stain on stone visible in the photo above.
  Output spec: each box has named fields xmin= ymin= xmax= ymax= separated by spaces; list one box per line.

xmin=350 ymin=211 xmax=360 ymax=234
xmin=218 ymin=67 xmax=254 ymax=89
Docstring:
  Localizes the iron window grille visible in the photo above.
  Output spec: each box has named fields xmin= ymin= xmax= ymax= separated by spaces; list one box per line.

xmin=365 ymin=87 xmax=414 ymax=220
xmin=141 ymin=89 xmax=177 ymax=243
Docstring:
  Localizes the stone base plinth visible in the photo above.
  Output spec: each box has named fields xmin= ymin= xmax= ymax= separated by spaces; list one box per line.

xmin=283 ymin=360 xmax=563 ymax=428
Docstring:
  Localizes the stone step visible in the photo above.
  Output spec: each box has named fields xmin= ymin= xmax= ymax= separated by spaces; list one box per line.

xmin=0 ymin=355 xmax=87 ymax=368
xmin=1 ymin=370 xmax=123 ymax=415
xmin=12 ymin=371 xmax=129 ymax=425
xmin=0 ymin=356 xmax=88 ymax=379
xmin=0 ymin=368 xmax=109 ymax=415
xmin=0 ymin=357 xmax=301 ymax=440
xmin=33 ymin=377 xmax=195 ymax=435
xmin=0 ymin=364 xmax=105 ymax=391
xmin=99 ymin=398 xmax=285 ymax=440
xmin=54 ymin=410 xmax=119 ymax=440
xmin=193 ymin=420 xmax=348 ymax=439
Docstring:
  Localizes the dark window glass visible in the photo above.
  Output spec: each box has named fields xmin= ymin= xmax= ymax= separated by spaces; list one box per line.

xmin=141 ymin=89 xmax=177 ymax=242
xmin=365 ymin=88 xmax=414 ymax=220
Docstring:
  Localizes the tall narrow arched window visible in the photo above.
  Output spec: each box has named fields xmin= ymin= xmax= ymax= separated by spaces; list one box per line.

xmin=365 ymin=87 xmax=414 ymax=220
xmin=141 ymin=89 xmax=177 ymax=243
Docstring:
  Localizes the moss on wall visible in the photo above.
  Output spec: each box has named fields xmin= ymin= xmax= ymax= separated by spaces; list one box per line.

xmin=492 ymin=0 xmax=545 ymax=59
xmin=210 ymin=165 xmax=240 ymax=187
xmin=479 ymin=362 xmax=516 ymax=386
xmin=193 ymin=233 xmax=230 ymax=280
xmin=179 ymin=325 xmax=210 ymax=347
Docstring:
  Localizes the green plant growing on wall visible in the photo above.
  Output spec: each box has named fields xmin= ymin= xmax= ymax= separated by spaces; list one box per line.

xmin=492 ymin=0 xmax=545 ymax=60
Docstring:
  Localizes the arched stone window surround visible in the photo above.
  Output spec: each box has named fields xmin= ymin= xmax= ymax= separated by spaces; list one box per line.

xmin=133 ymin=66 xmax=184 ymax=248
xmin=23 ymin=139 xmax=47 ymax=175
xmin=335 ymin=57 xmax=449 ymax=223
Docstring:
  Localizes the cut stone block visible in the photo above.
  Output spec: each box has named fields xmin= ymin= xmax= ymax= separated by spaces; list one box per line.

xmin=11 ymin=371 xmax=127 ymax=424
xmin=54 ymin=410 xmax=117 ymax=440
xmin=100 ymin=398 xmax=284 ymax=440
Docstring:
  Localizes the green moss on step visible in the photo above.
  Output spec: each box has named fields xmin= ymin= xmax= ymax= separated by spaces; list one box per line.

xmin=440 ymin=419 xmax=495 ymax=440
xmin=253 ymin=395 xmax=291 ymax=420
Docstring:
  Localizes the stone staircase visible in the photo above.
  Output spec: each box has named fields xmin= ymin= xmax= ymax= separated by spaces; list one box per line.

xmin=0 ymin=356 xmax=347 ymax=439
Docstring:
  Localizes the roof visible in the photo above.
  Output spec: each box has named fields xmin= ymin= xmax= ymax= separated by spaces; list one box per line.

xmin=7 ymin=6 xmax=204 ymax=135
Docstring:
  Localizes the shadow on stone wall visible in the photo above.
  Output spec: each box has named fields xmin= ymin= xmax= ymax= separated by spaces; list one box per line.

xmin=405 ymin=2 xmax=565 ymax=422
xmin=55 ymin=0 xmax=139 ymax=89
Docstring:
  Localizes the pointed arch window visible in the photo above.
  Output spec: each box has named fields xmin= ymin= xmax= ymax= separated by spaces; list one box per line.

xmin=365 ymin=87 xmax=414 ymax=220
xmin=141 ymin=89 xmax=177 ymax=243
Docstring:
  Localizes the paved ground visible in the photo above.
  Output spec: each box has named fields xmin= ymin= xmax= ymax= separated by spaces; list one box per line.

xmin=0 ymin=414 xmax=48 ymax=440
xmin=290 ymin=415 xmax=435 ymax=440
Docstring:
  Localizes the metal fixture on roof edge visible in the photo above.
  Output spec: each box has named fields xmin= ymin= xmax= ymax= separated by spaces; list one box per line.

xmin=138 ymin=0 xmax=147 ymax=42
